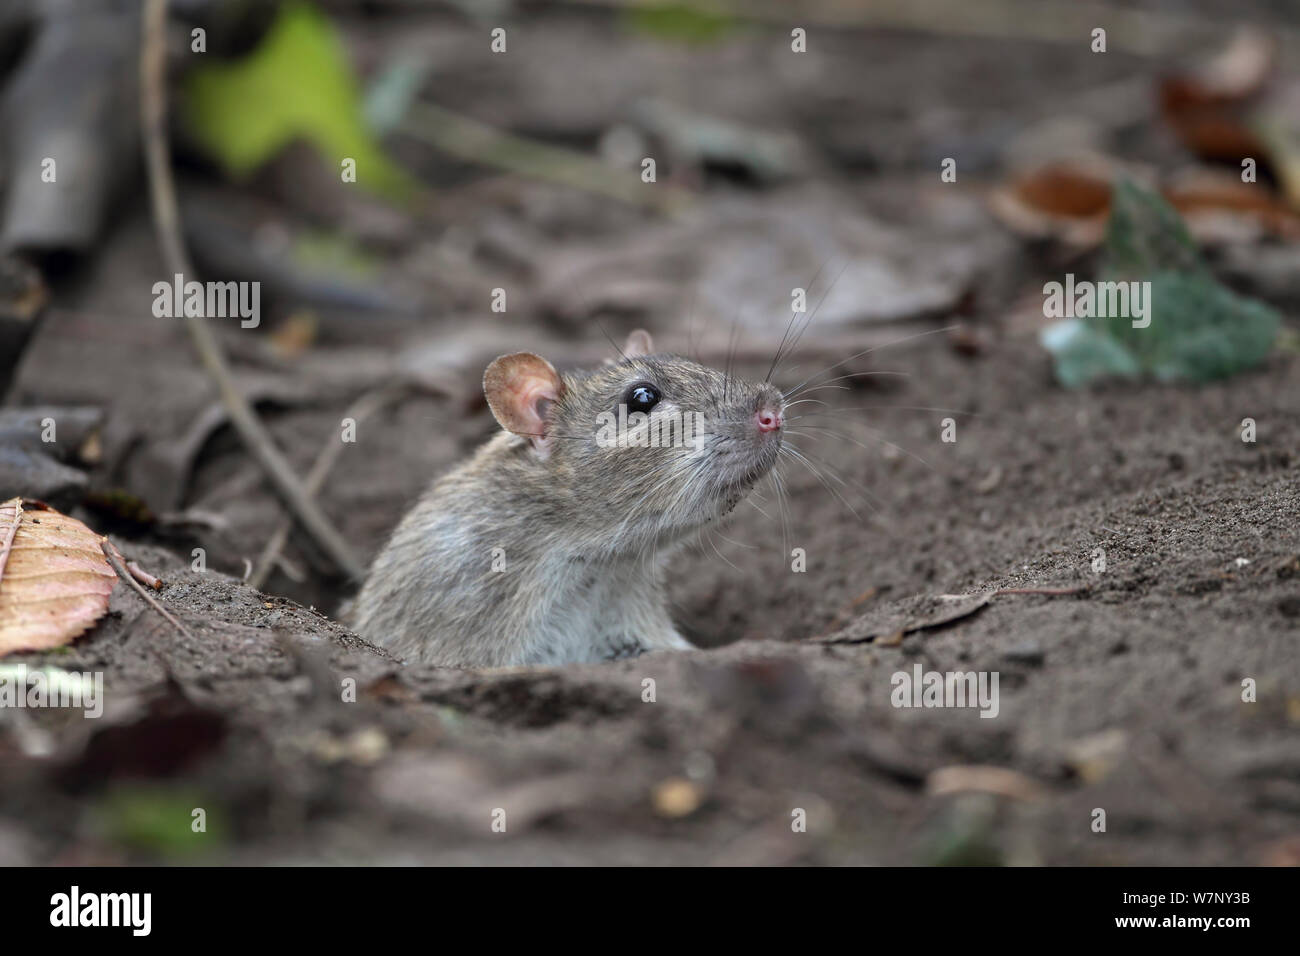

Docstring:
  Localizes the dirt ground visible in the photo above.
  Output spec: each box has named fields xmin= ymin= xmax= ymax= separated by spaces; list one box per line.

xmin=1 ymin=3 xmax=1298 ymax=865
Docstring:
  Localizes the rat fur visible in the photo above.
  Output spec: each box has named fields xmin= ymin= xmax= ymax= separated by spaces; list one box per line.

xmin=352 ymin=330 xmax=784 ymax=667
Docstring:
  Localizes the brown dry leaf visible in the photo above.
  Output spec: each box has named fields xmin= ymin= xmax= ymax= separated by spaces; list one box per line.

xmin=1161 ymin=28 xmax=1275 ymax=112
xmin=817 ymin=590 xmax=995 ymax=645
xmin=1164 ymin=168 xmax=1300 ymax=241
xmin=928 ymin=765 xmax=1047 ymax=802
xmin=1160 ymin=28 xmax=1275 ymax=163
xmin=988 ymin=160 xmax=1119 ymax=247
xmin=0 ymin=497 xmax=116 ymax=656
xmin=993 ymin=157 xmax=1300 ymax=247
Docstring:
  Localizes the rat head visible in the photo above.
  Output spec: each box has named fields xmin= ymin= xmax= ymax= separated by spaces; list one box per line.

xmin=483 ymin=330 xmax=784 ymax=552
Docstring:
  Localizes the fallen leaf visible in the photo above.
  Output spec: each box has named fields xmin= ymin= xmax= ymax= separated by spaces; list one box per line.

xmin=928 ymin=765 xmax=1047 ymax=802
xmin=817 ymin=590 xmax=995 ymax=645
xmin=184 ymin=2 xmax=415 ymax=200
xmin=1042 ymin=181 xmax=1280 ymax=387
xmin=1164 ymin=168 xmax=1300 ymax=241
xmin=988 ymin=159 xmax=1119 ymax=247
xmin=1160 ymin=28 xmax=1275 ymax=163
xmin=0 ymin=497 xmax=116 ymax=656
xmin=993 ymin=155 xmax=1300 ymax=248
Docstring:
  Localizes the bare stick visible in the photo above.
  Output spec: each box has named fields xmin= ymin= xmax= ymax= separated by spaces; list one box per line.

xmin=101 ymin=538 xmax=193 ymax=640
xmin=140 ymin=0 xmax=364 ymax=580
xmin=404 ymin=103 xmax=692 ymax=215
xmin=126 ymin=561 xmax=163 ymax=591
xmin=994 ymin=586 xmax=1088 ymax=597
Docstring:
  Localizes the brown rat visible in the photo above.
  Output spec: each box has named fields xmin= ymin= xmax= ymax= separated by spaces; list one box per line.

xmin=351 ymin=329 xmax=784 ymax=667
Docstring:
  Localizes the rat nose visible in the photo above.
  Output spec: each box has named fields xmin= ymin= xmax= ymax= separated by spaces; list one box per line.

xmin=755 ymin=406 xmax=783 ymax=434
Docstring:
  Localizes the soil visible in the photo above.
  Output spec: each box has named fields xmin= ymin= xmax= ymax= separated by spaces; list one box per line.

xmin=0 ymin=3 xmax=1297 ymax=866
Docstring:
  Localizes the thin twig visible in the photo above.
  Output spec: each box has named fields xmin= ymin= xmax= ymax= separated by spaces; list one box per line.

xmin=404 ymin=102 xmax=692 ymax=215
xmin=140 ymin=0 xmax=364 ymax=581
xmin=248 ymin=385 xmax=412 ymax=590
xmin=101 ymin=538 xmax=194 ymax=640
xmin=993 ymin=586 xmax=1089 ymax=597
xmin=126 ymin=561 xmax=163 ymax=591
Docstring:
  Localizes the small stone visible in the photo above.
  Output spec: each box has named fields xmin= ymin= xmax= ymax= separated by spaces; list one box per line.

xmin=652 ymin=777 xmax=703 ymax=818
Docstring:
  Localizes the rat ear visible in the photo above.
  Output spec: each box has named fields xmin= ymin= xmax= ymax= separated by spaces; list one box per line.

xmin=483 ymin=352 xmax=564 ymax=455
xmin=623 ymin=329 xmax=654 ymax=358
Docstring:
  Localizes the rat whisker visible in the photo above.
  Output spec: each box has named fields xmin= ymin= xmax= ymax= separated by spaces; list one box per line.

xmin=769 ymin=466 xmax=791 ymax=559
xmin=767 ymin=259 xmax=850 ymax=384
xmin=714 ymin=527 xmax=758 ymax=551
xmin=782 ymin=384 xmax=851 ymax=400
xmin=780 ymin=441 xmax=870 ymax=521
xmin=724 ymin=311 xmax=742 ymax=404
xmin=784 ymin=370 xmax=912 ymax=401
xmin=766 ymin=258 xmax=829 ymax=384
xmin=780 ymin=326 xmax=956 ymax=400
xmin=701 ymin=523 xmax=743 ymax=573
xmin=781 ymin=398 xmax=830 ymax=411
xmin=787 ymin=437 xmax=888 ymax=512
xmin=595 ymin=319 xmax=630 ymax=362
xmin=785 ymin=423 xmax=935 ymax=473
xmin=788 ymin=404 xmax=980 ymax=418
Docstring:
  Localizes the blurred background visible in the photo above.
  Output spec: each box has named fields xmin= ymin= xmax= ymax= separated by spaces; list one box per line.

xmin=0 ymin=0 xmax=1297 ymax=865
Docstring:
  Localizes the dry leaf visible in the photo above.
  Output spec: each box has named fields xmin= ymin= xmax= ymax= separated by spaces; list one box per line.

xmin=1164 ymin=168 xmax=1300 ymax=241
xmin=988 ymin=160 xmax=1122 ymax=247
xmin=928 ymin=765 xmax=1047 ymax=802
xmin=0 ymin=497 xmax=116 ymax=656
xmin=1160 ymin=28 xmax=1275 ymax=111
xmin=993 ymin=157 xmax=1300 ymax=248
xmin=817 ymin=590 xmax=995 ymax=645
xmin=1160 ymin=28 xmax=1275 ymax=163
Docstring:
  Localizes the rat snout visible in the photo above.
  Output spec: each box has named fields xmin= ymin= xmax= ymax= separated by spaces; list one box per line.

xmin=755 ymin=404 xmax=783 ymax=434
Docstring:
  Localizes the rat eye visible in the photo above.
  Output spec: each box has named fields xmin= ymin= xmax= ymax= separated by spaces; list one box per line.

xmin=625 ymin=382 xmax=660 ymax=414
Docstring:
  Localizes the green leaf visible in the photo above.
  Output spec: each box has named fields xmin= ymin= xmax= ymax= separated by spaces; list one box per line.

xmin=1101 ymin=179 xmax=1202 ymax=279
xmin=1043 ymin=181 xmax=1280 ymax=387
xmin=183 ymin=1 xmax=415 ymax=200
xmin=1040 ymin=319 xmax=1142 ymax=389
xmin=98 ymin=785 xmax=226 ymax=858
xmin=623 ymin=3 xmax=739 ymax=44
xmin=1136 ymin=272 xmax=1278 ymax=383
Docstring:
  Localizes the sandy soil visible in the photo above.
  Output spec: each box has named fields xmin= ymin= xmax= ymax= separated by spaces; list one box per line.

xmin=4 ymin=323 xmax=1297 ymax=865
xmin=0 ymin=3 xmax=1297 ymax=865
